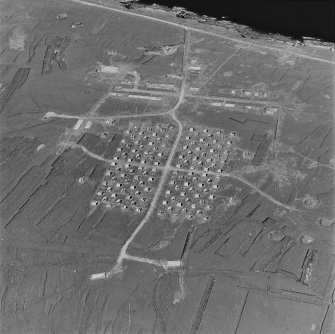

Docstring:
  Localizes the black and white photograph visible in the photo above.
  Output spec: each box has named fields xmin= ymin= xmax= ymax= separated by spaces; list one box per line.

xmin=0 ymin=0 xmax=334 ymax=333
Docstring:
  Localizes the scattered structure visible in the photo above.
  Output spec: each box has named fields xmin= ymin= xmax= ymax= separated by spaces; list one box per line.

xmin=172 ymin=125 xmax=242 ymax=173
xmin=91 ymin=120 xmax=177 ymax=213
xmin=157 ymin=169 xmax=221 ymax=221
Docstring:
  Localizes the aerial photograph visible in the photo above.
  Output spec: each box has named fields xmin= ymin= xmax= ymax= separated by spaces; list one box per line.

xmin=0 ymin=0 xmax=334 ymax=333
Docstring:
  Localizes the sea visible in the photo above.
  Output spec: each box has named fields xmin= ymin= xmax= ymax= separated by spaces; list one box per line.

xmin=138 ymin=0 xmax=335 ymax=42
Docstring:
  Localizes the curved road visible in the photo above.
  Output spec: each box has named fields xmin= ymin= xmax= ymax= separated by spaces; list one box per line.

xmin=112 ymin=31 xmax=190 ymax=270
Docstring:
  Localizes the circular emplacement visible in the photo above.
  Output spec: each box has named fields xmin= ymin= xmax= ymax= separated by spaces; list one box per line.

xmin=302 ymin=195 xmax=318 ymax=209
xmin=78 ymin=177 xmax=86 ymax=184
xmin=268 ymin=230 xmax=285 ymax=242
xmin=317 ymin=218 xmax=333 ymax=227
xmin=243 ymin=151 xmax=252 ymax=159
xmin=300 ymin=234 xmax=314 ymax=244
xmin=274 ymin=208 xmax=287 ymax=217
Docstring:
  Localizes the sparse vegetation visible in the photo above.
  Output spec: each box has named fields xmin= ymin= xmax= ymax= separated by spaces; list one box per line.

xmin=1 ymin=0 xmax=333 ymax=333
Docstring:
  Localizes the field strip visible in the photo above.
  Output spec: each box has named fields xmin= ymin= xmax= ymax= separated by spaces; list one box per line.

xmin=43 ymin=110 xmax=170 ymax=121
xmin=66 ymin=0 xmax=335 ymax=64
xmin=116 ymin=87 xmax=279 ymax=106
xmin=114 ymin=87 xmax=178 ymax=97
xmin=42 ymin=89 xmax=281 ymax=122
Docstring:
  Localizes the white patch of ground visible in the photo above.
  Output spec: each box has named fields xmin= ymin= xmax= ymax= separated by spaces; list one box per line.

xmin=91 ymin=20 xmax=108 ymax=34
xmin=291 ymin=80 xmax=304 ymax=92
xmin=96 ymin=63 xmax=120 ymax=74
xmin=251 ymin=82 xmax=269 ymax=93
xmin=36 ymin=144 xmax=45 ymax=152
xmin=87 ymin=53 xmax=141 ymax=87
xmin=150 ymin=239 xmax=171 ymax=251
xmin=277 ymin=53 xmax=296 ymax=66
xmin=215 ymin=196 xmax=241 ymax=215
xmin=8 ymin=26 xmax=25 ymax=50
xmin=173 ymin=271 xmax=186 ymax=304
xmin=141 ymin=45 xmax=179 ymax=56
xmin=270 ymin=158 xmax=307 ymax=188
xmin=191 ymin=48 xmax=208 ymax=54
xmin=223 ymin=71 xmax=233 ymax=77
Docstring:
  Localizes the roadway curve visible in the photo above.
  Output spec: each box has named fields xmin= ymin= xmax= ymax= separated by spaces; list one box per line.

xmin=112 ymin=31 xmax=190 ymax=270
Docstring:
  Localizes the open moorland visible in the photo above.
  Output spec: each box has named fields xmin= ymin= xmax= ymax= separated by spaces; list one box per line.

xmin=0 ymin=0 xmax=334 ymax=333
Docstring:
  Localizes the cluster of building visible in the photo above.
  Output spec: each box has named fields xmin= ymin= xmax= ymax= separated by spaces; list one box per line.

xmin=90 ymin=120 xmax=177 ymax=213
xmin=91 ymin=163 xmax=160 ymax=213
xmin=113 ymin=121 xmax=177 ymax=167
xmin=156 ymin=169 xmax=221 ymax=221
xmin=209 ymin=100 xmax=278 ymax=116
xmin=172 ymin=126 xmax=238 ymax=173
xmin=89 ymin=122 xmax=249 ymax=218
xmin=110 ymin=91 xmax=164 ymax=102
xmin=218 ymin=88 xmax=269 ymax=98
